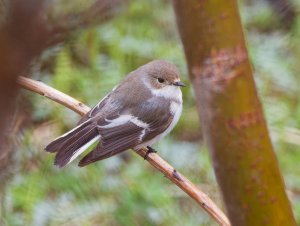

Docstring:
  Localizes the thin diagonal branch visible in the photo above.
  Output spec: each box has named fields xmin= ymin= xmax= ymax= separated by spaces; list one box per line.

xmin=17 ymin=76 xmax=231 ymax=226
xmin=17 ymin=77 xmax=90 ymax=115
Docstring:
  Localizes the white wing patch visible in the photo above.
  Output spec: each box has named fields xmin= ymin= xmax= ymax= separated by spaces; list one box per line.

xmin=99 ymin=114 xmax=149 ymax=141
xmin=99 ymin=114 xmax=148 ymax=129
xmin=99 ymin=115 xmax=133 ymax=128
xmin=139 ymin=129 xmax=146 ymax=141
xmin=131 ymin=117 xmax=148 ymax=128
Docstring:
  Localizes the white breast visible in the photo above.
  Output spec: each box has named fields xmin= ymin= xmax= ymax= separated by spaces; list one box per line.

xmin=158 ymin=100 xmax=182 ymax=140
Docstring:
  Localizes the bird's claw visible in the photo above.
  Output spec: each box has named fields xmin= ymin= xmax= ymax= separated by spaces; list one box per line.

xmin=144 ymin=146 xmax=157 ymax=160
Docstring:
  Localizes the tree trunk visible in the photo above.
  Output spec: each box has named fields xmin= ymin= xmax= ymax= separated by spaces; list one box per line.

xmin=172 ymin=1 xmax=296 ymax=225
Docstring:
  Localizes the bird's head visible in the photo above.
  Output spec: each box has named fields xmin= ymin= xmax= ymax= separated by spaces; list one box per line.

xmin=142 ymin=60 xmax=185 ymax=90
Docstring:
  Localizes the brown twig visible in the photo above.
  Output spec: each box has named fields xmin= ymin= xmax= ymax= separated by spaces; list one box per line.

xmin=17 ymin=77 xmax=90 ymax=116
xmin=17 ymin=76 xmax=231 ymax=226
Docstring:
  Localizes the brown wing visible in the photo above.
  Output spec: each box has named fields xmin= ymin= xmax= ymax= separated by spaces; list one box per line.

xmin=78 ymin=121 xmax=144 ymax=166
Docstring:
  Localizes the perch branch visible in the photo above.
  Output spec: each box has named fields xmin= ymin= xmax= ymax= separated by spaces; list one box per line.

xmin=17 ymin=76 xmax=231 ymax=226
xmin=17 ymin=77 xmax=90 ymax=115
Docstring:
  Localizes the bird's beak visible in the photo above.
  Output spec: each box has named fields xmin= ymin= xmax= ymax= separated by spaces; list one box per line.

xmin=173 ymin=81 xmax=186 ymax=87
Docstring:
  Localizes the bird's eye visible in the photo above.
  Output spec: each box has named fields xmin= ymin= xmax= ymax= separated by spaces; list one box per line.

xmin=158 ymin=78 xmax=165 ymax=83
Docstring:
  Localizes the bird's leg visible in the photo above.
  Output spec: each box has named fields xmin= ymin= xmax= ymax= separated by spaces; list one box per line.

xmin=144 ymin=146 xmax=157 ymax=160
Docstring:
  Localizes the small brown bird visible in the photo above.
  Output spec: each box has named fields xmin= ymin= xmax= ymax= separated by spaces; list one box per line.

xmin=45 ymin=60 xmax=185 ymax=167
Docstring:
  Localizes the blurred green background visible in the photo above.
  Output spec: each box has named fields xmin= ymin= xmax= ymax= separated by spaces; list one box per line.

xmin=2 ymin=0 xmax=300 ymax=225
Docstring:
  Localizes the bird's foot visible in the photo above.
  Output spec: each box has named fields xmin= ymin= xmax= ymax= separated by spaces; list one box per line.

xmin=144 ymin=146 xmax=157 ymax=160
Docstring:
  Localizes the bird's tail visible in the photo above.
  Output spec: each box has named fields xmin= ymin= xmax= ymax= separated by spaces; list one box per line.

xmin=45 ymin=120 xmax=99 ymax=168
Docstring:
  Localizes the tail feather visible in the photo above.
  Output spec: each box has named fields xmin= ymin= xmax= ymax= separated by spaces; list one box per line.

xmin=45 ymin=119 xmax=92 ymax=153
xmin=55 ymin=125 xmax=95 ymax=156
xmin=54 ymin=133 xmax=100 ymax=168
xmin=44 ymin=120 xmax=100 ymax=168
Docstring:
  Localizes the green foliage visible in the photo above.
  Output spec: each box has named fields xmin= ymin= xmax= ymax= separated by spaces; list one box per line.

xmin=3 ymin=0 xmax=300 ymax=225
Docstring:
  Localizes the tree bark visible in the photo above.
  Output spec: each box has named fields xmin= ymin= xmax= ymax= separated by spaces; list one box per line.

xmin=0 ymin=0 xmax=48 ymax=139
xmin=172 ymin=1 xmax=296 ymax=226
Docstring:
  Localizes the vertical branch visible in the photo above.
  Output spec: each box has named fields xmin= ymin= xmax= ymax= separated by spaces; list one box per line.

xmin=172 ymin=1 xmax=296 ymax=226
xmin=0 ymin=0 xmax=48 ymax=138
